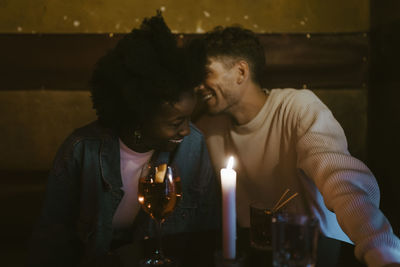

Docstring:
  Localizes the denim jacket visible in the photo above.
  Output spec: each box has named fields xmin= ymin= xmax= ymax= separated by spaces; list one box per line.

xmin=29 ymin=121 xmax=220 ymax=266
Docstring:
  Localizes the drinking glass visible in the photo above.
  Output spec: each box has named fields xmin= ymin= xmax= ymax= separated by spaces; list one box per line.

xmin=249 ymin=202 xmax=273 ymax=250
xmin=271 ymin=213 xmax=319 ymax=267
xmin=138 ymin=162 xmax=182 ymax=266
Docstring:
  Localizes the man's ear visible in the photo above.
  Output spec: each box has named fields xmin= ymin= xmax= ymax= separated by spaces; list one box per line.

xmin=236 ymin=60 xmax=250 ymax=84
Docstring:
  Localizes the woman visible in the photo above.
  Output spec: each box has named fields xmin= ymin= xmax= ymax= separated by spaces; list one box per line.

xmin=29 ymin=13 xmax=219 ymax=267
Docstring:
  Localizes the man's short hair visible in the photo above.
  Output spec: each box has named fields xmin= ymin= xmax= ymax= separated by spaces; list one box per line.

xmin=203 ymin=26 xmax=266 ymax=86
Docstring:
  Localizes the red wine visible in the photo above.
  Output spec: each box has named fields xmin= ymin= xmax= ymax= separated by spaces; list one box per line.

xmin=138 ymin=176 xmax=182 ymax=222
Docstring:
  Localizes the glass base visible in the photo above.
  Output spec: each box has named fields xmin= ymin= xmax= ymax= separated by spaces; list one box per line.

xmin=139 ymin=250 xmax=175 ymax=267
xmin=140 ymin=259 xmax=174 ymax=266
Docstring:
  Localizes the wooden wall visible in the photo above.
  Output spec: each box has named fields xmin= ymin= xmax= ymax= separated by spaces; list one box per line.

xmin=0 ymin=33 xmax=369 ymax=170
xmin=0 ymin=0 xmax=369 ymax=33
xmin=0 ymin=0 xmax=371 ymax=171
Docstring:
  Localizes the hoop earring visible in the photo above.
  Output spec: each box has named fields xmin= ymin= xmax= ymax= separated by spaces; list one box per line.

xmin=133 ymin=129 xmax=142 ymax=144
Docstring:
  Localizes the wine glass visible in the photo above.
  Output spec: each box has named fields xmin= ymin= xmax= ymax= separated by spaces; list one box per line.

xmin=138 ymin=162 xmax=182 ymax=266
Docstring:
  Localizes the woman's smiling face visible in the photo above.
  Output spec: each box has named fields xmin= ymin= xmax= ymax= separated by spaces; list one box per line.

xmin=141 ymin=92 xmax=196 ymax=152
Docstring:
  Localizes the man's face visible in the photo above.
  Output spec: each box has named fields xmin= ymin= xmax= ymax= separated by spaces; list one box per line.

xmin=142 ymin=93 xmax=195 ymax=151
xmin=196 ymin=57 xmax=241 ymax=115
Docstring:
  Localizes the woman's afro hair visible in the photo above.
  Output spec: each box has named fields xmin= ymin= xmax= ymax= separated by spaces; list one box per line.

xmin=90 ymin=11 xmax=206 ymax=131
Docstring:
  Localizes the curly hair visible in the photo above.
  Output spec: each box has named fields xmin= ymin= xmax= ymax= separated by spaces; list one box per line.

xmin=90 ymin=12 xmax=205 ymax=131
xmin=203 ymin=26 xmax=266 ymax=86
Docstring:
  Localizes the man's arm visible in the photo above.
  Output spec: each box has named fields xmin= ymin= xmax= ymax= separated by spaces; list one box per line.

xmin=294 ymin=90 xmax=400 ymax=266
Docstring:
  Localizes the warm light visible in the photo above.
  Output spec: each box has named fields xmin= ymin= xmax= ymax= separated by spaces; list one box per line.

xmin=138 ymin=196 xmax=144 ymax=204
xmin=226 ymin=156 xmax=234 ymax=169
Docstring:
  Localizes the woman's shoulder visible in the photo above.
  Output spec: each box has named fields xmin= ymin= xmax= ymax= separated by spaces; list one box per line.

xmin=57 ymin=121 xmax=116 ymax=156
xmin=188 ymin=122 xmax=203 ymax=138
xmin=72 ymin=120 xmax=115 ymax=139
xmin=181 ymin=122 xmax=206 ymax=146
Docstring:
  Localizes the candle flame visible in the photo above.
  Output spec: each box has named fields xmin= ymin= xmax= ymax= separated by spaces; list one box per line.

xmin=226 ymin=156 xmax=234 ymax=169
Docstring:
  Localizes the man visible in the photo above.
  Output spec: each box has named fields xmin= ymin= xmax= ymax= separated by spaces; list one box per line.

xmin=195 ymin=26 xmax=400 ymax=266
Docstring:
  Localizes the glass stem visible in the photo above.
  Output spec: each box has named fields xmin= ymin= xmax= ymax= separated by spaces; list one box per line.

xmin=155 ymin=220 xmax=164 ymax=258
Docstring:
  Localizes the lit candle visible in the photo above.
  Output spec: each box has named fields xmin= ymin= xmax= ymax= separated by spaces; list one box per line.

xmin=220 ymin=156 xmax=237 ymax=260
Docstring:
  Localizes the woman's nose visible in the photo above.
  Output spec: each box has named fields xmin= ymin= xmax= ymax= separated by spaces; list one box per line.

xmin=179 ymin=120 xmax=191 ymax=137
xmin=195 ymin=84 xmax=205 ymax=93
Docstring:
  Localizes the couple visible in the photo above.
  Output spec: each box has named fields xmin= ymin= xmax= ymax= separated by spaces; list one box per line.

xmin=29 ymin=13 xmax=400 ymax=267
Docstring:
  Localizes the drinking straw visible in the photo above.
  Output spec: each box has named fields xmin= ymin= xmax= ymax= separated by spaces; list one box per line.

xmin=272 ymin=188 xmax=290 ymax=212
xmin=273 ymin=192 xmax=299 ymax=212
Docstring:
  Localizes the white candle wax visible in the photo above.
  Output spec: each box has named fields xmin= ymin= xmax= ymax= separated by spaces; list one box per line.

xmin=220 ymin=156 xmax=237 ymax=260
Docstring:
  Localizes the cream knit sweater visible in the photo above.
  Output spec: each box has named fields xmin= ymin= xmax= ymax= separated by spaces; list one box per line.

xmin=196 ymin=88 xmax=400 ymax=266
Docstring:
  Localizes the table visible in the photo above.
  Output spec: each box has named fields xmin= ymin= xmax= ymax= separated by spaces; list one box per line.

xmin=231 ymin=227 xmax=365 ymax=267
xmin=111 ymin=228 xmax=365 ymax=267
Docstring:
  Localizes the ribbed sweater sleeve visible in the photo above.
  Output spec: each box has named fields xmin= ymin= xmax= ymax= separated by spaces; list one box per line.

xmin=294 ymin=90 xmax=400 ymax=266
